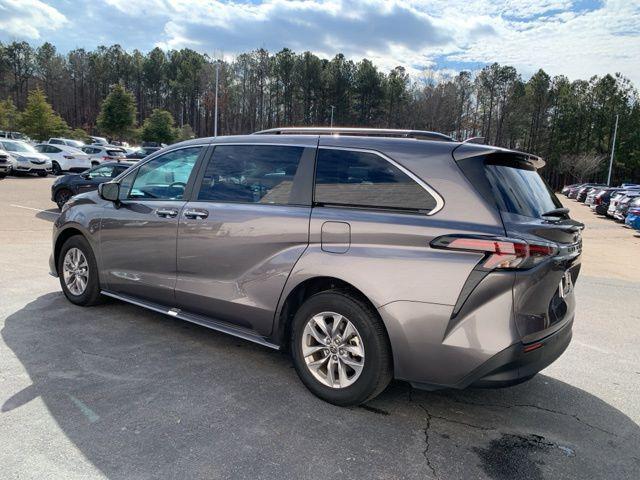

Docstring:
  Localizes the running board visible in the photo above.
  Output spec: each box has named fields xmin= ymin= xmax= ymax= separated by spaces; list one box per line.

xmin=101 ymin=290 xmax=280 ymax=350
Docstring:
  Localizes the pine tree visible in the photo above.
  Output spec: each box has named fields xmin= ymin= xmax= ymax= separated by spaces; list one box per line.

xmin=97 ymin=83 xmax=137 ymax=140
xmin=141 ymin=108 xmax=175 ymax=144
xmin=18 ymin=88 xmax=69 ymax=141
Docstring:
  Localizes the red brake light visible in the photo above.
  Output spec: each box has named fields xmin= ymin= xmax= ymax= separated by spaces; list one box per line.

xmin=431 ymin=235 xmax=558 ymax=270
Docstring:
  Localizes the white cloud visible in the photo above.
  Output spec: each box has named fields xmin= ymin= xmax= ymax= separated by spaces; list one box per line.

xmin=0 ymin=0 xmax=67 ymax=39
xmin=2 ymin=0 xmax=640 ymax=85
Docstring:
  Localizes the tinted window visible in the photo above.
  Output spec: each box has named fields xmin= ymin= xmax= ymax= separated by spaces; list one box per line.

xmin=197 ymin=145 xmax=304 ymax=204
xmin=314 ymin=149 xmax=436 ymax=212
xmin=128 ymin=147 xmax=201 ymax=200
xmin=113 ymin=165 xmax=130 ymax=176
xmin=107 ymin=149 xmax=125 ymax=156
xmin=50 ymin=139 xmax=63 ymax=145
xmin=87 ymin=165 xmax=115 ymax=178
xmin=484 ymin=158 xmax=562 ymax=218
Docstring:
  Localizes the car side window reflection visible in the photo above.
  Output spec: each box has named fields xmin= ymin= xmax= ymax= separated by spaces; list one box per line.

xmin=87 ymin=165 xmax=114 ymax=178
xmin=196 ymin=145 xmax=304 ymax=204
xmin=127 ymin=147 xmax=201 ymax=200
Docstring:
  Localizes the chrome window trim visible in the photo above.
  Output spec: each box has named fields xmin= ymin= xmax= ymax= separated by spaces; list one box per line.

xmin=316 ymin=146 xmax=445 ymax=215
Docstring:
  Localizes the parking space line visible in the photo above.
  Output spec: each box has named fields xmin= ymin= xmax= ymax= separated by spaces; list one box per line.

xmin=10 ymin=204 xmax=59 ymax=216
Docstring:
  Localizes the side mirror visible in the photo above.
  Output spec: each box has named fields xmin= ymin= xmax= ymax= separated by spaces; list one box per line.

xmin=98 ymin=182 xmax=120 ymax=202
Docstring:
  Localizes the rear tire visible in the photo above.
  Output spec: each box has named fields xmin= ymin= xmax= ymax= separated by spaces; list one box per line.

xmin=37 ymin=170 xmax=48 ymax=177
xmin=291 ymin=290 xmax=392 ymax=406
xmin=57 ymin=235 xmax=103 ymax=306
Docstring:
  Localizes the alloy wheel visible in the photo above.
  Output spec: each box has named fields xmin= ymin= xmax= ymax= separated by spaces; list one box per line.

xmin=62 ymin=247 xmax=89 ymax=296
xmin=301 ymin=311 xmax=365 ymax=388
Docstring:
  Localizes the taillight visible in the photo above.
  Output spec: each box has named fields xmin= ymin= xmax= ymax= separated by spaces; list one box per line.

xmin=629 ymin=208 xmax=640 ymax=215
xmin=102 ymin=156 xmax=110 ymax=160
xmin=63 ymin=155 xmax=75 ymax=159
xmin=430 ymin=235 xmax=558 ymax=270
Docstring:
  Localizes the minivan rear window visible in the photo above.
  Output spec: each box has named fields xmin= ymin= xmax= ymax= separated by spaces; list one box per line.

xmin=484 ymin=158 xmax=562 ymax=218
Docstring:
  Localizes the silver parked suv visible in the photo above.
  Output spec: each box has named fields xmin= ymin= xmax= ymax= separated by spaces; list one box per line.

xmin=50 ymin=128 xmax=583 ymax=405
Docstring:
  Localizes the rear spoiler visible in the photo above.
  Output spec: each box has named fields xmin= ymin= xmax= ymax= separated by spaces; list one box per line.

xmin=452 ymin=143 xmax=546 ymax=169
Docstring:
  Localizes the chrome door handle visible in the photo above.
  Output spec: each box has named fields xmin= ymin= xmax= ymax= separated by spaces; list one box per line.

xmin=155 ymin=208 xmax=178 ymax=218
xmin=184 ymin=209 xmax=209 ymax=220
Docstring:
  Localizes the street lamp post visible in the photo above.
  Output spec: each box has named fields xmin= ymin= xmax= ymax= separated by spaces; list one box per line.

xmin=606 ymin=114 xmax=619 ymax=186
xmin=214 ymin=60 xmax=219 ymax=137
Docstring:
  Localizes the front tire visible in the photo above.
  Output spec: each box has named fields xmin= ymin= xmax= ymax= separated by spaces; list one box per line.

xmin=291 ymin=290 xmax=392 ymax=406
xmin=55 ymin=188 xmax=72 ymax=209
xmin=37 ymin=170 xmax=48 ymax=177
xmin=52 ymin=161 xmax=62 ymax=175
xmin=57 ymin=235 xmax=102 ymax=306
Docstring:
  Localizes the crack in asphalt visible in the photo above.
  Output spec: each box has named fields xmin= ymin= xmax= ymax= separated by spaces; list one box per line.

xmin=437 ymin=395 xmax=616 ymax=436
xmin=75 ymin=348 xmax=120 ymax=361
xmin=417 ymin=403 xmax=438 ymax=479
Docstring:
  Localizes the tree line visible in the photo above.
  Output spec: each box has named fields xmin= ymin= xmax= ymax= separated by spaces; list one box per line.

xmin=0 ymin=40 xmax=638 ymax=186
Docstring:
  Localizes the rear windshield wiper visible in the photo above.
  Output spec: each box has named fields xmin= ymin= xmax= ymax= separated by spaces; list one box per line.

xmin=540 ymin=207 xmax=570 ymax=218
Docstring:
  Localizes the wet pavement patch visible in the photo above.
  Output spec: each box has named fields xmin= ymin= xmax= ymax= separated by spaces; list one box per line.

xmin=473 ymin=433 xmax=553 ymax=480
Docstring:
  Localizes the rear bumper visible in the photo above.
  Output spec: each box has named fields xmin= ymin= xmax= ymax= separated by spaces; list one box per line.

xmin=468 ymin=318 xmax=573 ymax=387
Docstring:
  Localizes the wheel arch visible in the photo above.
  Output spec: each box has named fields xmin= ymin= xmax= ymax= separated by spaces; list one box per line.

xmin=54 ymin=225 xmax=90 ymax=272
xmin=274 ymin=276 xmax=393 ymax=359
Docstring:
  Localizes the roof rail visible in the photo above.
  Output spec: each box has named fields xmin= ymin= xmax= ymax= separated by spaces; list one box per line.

xmin=252 ymin=127 xmax=453 ymax=142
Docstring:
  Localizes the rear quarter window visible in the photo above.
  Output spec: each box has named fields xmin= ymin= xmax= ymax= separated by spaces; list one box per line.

xmin=314 ymin=148 xmax=437 ymax=213
xmin=484 ymin=158 xmax=561 ymax=218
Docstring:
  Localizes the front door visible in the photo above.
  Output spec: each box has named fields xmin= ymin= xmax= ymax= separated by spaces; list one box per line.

xmin=175 ymin=143 xmax=316 ymax=336
xmin=99 ymin=146 xmax=205 ymax=305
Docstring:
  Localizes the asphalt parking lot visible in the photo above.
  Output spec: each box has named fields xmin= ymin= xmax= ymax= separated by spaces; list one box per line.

xmin=1 ymin=176 xmax=639 ymax=480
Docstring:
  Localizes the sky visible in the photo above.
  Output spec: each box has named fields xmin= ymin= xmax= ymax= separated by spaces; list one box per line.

xmin=0 ymin=0 xmax=639 ymax=84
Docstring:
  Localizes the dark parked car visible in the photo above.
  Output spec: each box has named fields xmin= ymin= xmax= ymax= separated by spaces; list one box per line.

xmin=561 ymin=183 xmax=581 ymax=196
xmin=590 ymin=188 xmax=622 ymax=215
xmin=577 ymin=184 xmax=605 ymax=202
xmin=49 ymin=127 xmax=583 ymax=406
xmin=51 ymin=161 xmax=134 ymax=209
xmin=126 ymin=146 xmax=161 ymax=160
xmin=567 ymin=184 xmax=587 ymax=199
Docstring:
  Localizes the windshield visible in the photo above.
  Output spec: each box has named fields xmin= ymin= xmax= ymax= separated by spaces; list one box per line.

xmin=0 ymin=141 xmax=37 ymax=153
xmin=484 ymin=158 xmax=562 ymax=218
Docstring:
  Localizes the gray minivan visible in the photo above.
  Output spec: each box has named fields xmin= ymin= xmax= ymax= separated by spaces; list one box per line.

xmin=50 ymin=128 xmax=582 ymax=405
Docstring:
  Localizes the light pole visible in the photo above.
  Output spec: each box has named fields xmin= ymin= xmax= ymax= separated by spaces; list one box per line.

xmin=214 ymin=59 xmax=219 ymax=137
xmin=330 ymin=105 xmax=335 ymax=128
xmin=606 ymin=114 xmax=619 ymax=186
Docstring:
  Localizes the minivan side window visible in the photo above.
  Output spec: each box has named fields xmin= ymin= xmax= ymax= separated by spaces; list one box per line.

xmin=127 ymin=147 xmax=201 ymax=200
xmin=314 ymin=148 xmax=437 ymax=212
xmin=196 ymin=145 xmax=304 ymax=204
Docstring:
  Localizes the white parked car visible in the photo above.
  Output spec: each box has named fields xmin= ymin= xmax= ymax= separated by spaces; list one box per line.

xmin=0 ymin=148 xmax=13 ymax=178
xmin=48 ymin=137 xmax=86 ymax=149
xmin=0 ymin=139 xmax=51 ymax=176
xmin=89 ymin=136 xmax=109 ymax=146
xmin=80 ymin=145 xmax=127 ymax=165
xmin=35 ymin=144 xmax=92 ymax=175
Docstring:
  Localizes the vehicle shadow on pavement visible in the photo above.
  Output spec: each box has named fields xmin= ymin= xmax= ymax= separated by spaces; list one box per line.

xmin=35 ymin=209 xmax=59 ymax=222
xmin=2 ymin=293 xmax=639 ymax=480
